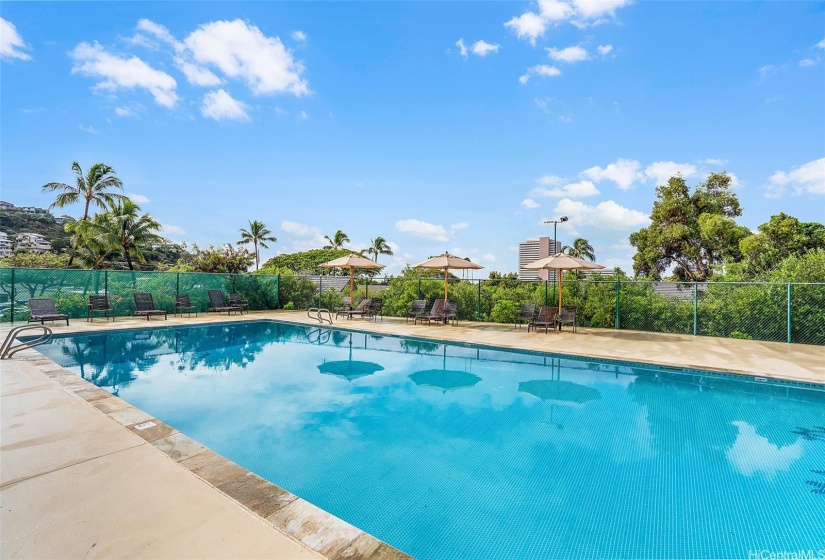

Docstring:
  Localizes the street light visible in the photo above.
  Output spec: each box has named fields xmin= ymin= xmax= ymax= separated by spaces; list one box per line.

xmin=543 ymin=216 xmax=568 ymax=297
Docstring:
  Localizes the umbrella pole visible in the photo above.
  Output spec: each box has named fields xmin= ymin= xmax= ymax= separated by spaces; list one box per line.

xmin=444 ymin=268 xmax=448 ymax=302
xmin=349 ymin=266 xmax=354 ymax=309
xmin=558 ymin=268 xmax=563 ymax=313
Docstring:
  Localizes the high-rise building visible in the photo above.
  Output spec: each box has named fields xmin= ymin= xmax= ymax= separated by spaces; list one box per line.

xmin=518 ymin=236 xmax=561 ymax=280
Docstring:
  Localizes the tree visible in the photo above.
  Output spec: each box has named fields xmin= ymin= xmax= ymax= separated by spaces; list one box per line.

xmin=260 ymin=248 xmax=352 ymax=275
xmin=94 ymin=200 xmax=164 ymax=270
xmin=563 ymin=238 xmax=596 ymax=261
xmin=739 ymin=213 xmax=825 ymax=275
xmin=64 ymin=215 xmax=121 ymax=269
xmin=366 ymin=236 xmax=393 ymax=262
xmin=629 ymin=172 xmax=751 ymax=281
xmin=192 ymin=244 xmax=254 ymax=273
xmin=42 ymin=161 xmax=126 ymax=265
xmin=238 ymin=220 xmax=277 ymax=270
xmin=323 ymin=230 xmax=350 ymax=250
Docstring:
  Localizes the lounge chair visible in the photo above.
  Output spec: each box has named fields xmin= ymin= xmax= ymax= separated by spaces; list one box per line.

xmin=515 ymin=304 xmax=536 ymax=329
xmin=229 ymin=292 xmax=249 ymax=313
xmin=87 ymin=295 xmax=114 ymax=322
xmin=556 ymin=306 xmax=577 ymax=332
xmin=528 ymin=306 xmax=558 ymax=333
xmin=336 ymin=297 xmax=365 ymax=319
xmin=343 ymin=298 xmax=373 ymax=320
xmin=406 ymin=300 xmax=427 ymax=323
xmin=132 ymin=293 xmax=168 ymax=320
xmin=207 ymin=290 xmax=242 ymax=316
xmin=365 ymin=298 xmax=383 ymax=321
xmin=175 ymin=294 xmax=198 ymax=317
xmin=28 ymin=298 xmax=69 ymax=326
xmin=442 ymin=300 xmax=458 ymax=326
xmin=414 ymin=299 xmax=445 ymax=325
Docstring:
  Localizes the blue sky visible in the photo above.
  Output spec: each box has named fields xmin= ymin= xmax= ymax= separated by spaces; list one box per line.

xmin=1 ymin=1 xmax=823 ymax=275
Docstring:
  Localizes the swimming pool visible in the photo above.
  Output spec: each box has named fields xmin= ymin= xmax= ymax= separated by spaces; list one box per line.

xmin=35 ymin=320 xmax=825 ymax=559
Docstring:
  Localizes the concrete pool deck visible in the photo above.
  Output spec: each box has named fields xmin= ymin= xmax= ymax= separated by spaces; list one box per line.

xmin=2 ymin=311 xmax=823 ymax=559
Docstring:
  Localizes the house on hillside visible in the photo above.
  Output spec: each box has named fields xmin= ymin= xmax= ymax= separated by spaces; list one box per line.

xmin=0 ymin=201 xmax=15 ymax=211
xmin=0 ymin=232 xmax=12 ymax=258
xmin=53 ymin=215 xmax=75 ymax=224
xmin=15 ymin=232 xmax=51 ymax=253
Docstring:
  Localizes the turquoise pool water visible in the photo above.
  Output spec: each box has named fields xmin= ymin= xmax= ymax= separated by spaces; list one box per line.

xmin=36 ymin=321 xmax=825 ymax=559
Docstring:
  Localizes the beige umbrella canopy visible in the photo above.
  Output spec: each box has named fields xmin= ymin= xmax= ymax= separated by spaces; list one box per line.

xmin=320 ymin=254 xmax=385 ymax=307
xmin=413 ymin=252 xmax=484 ymax=302
xmin=523 ymin=252 xmax=604 ymax=313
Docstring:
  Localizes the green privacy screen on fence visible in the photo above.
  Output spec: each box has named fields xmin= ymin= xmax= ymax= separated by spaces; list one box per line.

xmin=1 ymin=268 xmax=823 ymax=345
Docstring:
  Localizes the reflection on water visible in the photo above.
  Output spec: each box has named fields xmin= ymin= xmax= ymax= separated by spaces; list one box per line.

xmin=35 ymin=320 xmax=825 ymax=560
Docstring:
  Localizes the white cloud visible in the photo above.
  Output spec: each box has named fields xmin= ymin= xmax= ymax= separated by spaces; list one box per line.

xmin=114 ymin=106 xmax=134 ymax=117
xmin=597 ymin=44 xmax=613 ymax=55
xmin=137 ymin=19 xmax=182 ymax=50
xmin=201 ymin=89 xmax=250 ymax=121
xmin=175 ymin=57 xmax=222 ymax=86
xmin=532 ymin=180 xmax=599 ymax=198
xmin=757 ymin=64 xmax=776 ymax=78
xmin=126 ymin=33 xmax=159 ymax=50
xmin=160 ymin=223 xmax=186 ymax=235
xmin=701 ymin=158 xmax=725 ymax=166
xmin=504 ymin=12 xmax=547 ymax=46
xmin=126 ymin=193 xmax=150 ymax=204
xmin=799 ymin=58 xmax=816 ymax=67
xmin=643 ymin=161 xmax=698 ymax=185
xmin=184 ymin=19 xmax=310 ymax=96
xmin=553 ymin=198 xmax=649 ymax=229
xmin=1 ymin=18 xmax=32 ymax=61
xmin=547 ymin=45 xmax=589 ymax=63
xmin=292 ymin=30 xmax=307 ymax=42
xmin=727 ymin=421 xmax=803 ymax=479
xmin=581 ymin=158 xmax=642 ymax=190
xmin=70 ymin=42 xmax=178 ymax=108
xmin=298 ymin=110 xmax=308 ymax=120
xmin=280 ymin=220 xmax=326 ymax=250
xmin=471 ymin=40 xmax=500 ymax=57
xmin=767 ymin=157 xmax=825 ymax=197
xmin=455 ymin=39 xmax=468 ymax=59
xmin=281 ymin=220 xmax=321 ymax=236
xmin=537 ymin=175 xmax=565 ymax=186
xmin=519 ymin=64 xmax=561 ymax=84
xmin=395 ymin=219 xmax=451 ymax=242
xmin=817 ymin=38 xmax=825 ymax=49
xmin=764 ymin=94 xmax=784 ymax=104
xmin=451 ymin=222 xmax=469 ymax=230
xmin=505 ymin=0 xmax=631 ymax=44
xmin=522 ymin=198 xmax=540 ymax=209
xmin=481 ymin=253 xmax=496 ymax=262
xmin=79 ymin=125 xmax=98 ymax=134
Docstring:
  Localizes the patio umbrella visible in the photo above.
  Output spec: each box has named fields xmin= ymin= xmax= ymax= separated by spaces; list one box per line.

xmin=523 ymin=252 xmax=604 ymax=313
xmin=317 ymin=333 xmax=384 ymax=381
xmin=409 ymin=369 xmax=481 ymax=394
xmin=320 ymin=253 xmax=385 ymax=308
xmin=518 ymin=379 xmax=601 ymax=406
xmin=413 ymin=252 xmax=484 ymax=302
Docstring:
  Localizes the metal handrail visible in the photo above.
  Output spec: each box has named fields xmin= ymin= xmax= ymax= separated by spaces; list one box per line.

xmin=307 ymin=308 xmax=333 ymax=325
xmin=1 ymin=325 xmax=53 ymax=359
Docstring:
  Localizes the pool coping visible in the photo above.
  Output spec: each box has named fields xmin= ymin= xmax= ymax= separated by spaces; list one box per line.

xmin=12 ymin=347 xmax=414 ymax=560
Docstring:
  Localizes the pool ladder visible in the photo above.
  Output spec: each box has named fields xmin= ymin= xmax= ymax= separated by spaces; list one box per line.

xmin=1 ymin=325 xmax=53 ymax=359
xmin=307 ymin=308 xmax=333 ymax=325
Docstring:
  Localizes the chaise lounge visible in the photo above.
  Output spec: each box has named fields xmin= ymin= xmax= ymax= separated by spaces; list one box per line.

xmin=133 ymin=293 xmax=168 ymax=320
xmin=207 ymin=290 xmax=242 ymax=316
xmin=414 ymin=299 xmax=445 ymax=325
xmin=28 ymin=298 xmax=69 ymax=326
xmin=527 ymin=306 xmax=558 ymax=333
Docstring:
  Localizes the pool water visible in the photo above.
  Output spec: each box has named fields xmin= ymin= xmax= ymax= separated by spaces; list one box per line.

xmin=36 ymin=321 xmax=825 ymax=559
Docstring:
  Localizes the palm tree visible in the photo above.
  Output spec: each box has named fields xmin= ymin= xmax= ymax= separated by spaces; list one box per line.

xmin=323 ymin=230 xmax=350 ymax=250
xmin=563 ymin=237 xmax=596 ymax=261
xmin=64 ymin=216 xmax=121 ymax=269
xmin=94 ymin=200 xmax=163 ymax=270
xmin=366 ymin=236 xmax=394 ymax=263
xmin=42 ymin=161 xmax=126 ymax=265
xmin=238 ymin=220 xmax=277 ymax=270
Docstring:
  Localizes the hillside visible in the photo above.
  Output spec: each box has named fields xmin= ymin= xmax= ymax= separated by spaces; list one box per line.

xmin=0 ymin=209 xmax=74 ymax=252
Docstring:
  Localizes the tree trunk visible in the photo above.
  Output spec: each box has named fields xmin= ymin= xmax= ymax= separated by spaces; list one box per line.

xmin=125 ymin=248 xmax=134 ymax=270
xmin=254 ymin=240 xmax=259 ymax=270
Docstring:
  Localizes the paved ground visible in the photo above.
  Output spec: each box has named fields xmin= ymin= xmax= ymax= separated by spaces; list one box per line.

xmin=1 ymin=311 xmax=823 ymax=560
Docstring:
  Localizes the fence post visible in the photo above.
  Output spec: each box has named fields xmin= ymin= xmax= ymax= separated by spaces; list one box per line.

xmin=366 ymin=277 xmax=369 ymax=299
xmin=477 ymin=281 xmax=481 ymax=321
xmin=10 ymin=268 xmax=15 ymax=323
xmin=104 ymin=269 xmax=109 ymax=298
xmin=276 ymin=275 xmax=281 ymax=309
xmin=693 ymin=282 xmax=698 ymax=336
xmin=176 ymin=272 xmax=180 ymax=300
xmin=318 ymin=275 xmax=323 ymax=308
xmin=614 ymin=276 xmax=620 ymax=330
xmin=417 ymin=278 xmax=421 ymax=300
xmin=544 ymin=281 xmax=548 ymax=307
xmin=787 ymin=283 xmax=792 ymax=344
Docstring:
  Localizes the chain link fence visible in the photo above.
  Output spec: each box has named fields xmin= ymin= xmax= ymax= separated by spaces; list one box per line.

xmin=2 ymin=268 xmax=823 ymax=345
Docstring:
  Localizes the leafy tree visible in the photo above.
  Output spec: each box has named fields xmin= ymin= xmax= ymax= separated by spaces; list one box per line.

xmin=260 ymin=248 xmax=352 ymax=275
xmin=238 ymin=220 xmax=277 ymax=270
xmin=563 ymin=237 xmax=596 ymax=261
xmin=192 ymin=244 xmax=254 ymax=273
xmin=366 ymin=236 xmax=393 ymax=262
xmin=629 ymin=172 xmax=751 ymax=281
xmin=92 ymin=200 xmax=164 ymax=270
xmin=0 ymin=252 xmax=72 ymax=268
xmin=738 ymin=213 xmax=825 ymax=275
xmin=323 ymin=230 xmax=350 ymax=249
xmin=42 ymin=162 xmax=126 ymax=265
xmin=64 ymin=215 xmax=121 ymax=269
